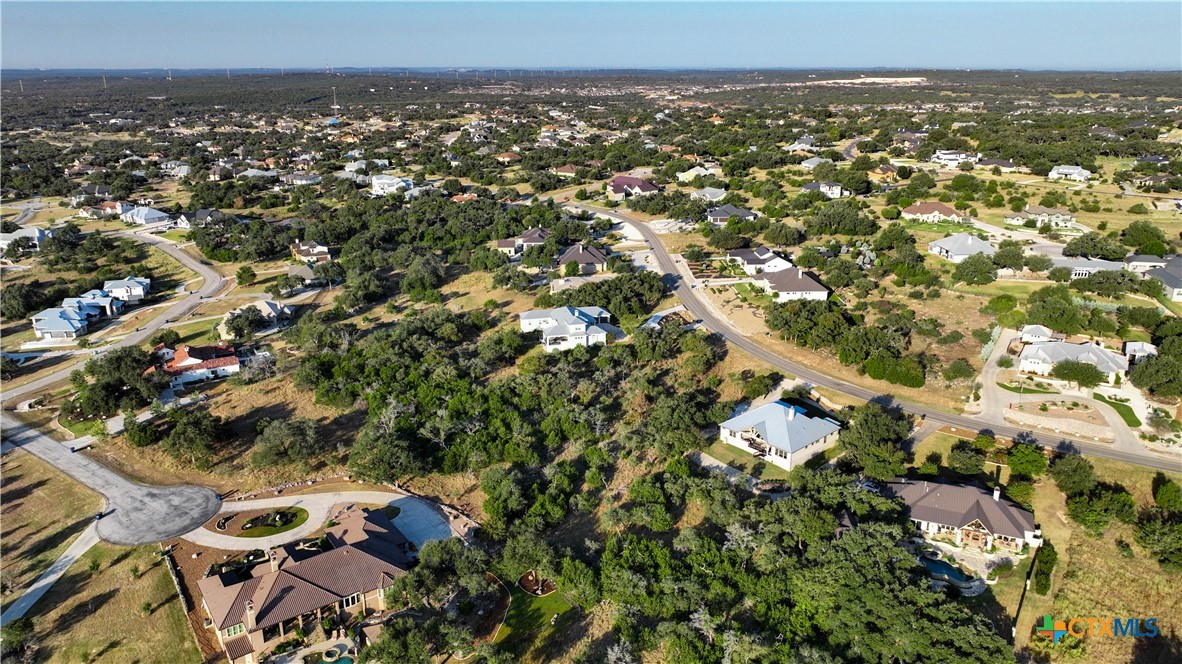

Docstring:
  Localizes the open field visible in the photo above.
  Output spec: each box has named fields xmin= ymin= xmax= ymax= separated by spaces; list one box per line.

xmin=0 ymin=449 xmax=103 ymax=614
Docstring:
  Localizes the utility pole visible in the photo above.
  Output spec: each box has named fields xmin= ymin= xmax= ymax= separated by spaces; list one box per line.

xmin=167 ymin=68 xmax=173 ymax=81
xmin=226 ymin=67 xmax=230 ymax=79
xmin=102 ymin=74 xmax=107 ymax=89
xmin=19 ymin=80 xmax=24 ymax=93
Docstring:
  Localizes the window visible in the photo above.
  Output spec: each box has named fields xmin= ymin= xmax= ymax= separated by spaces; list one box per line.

xmin=341 ymin=593 xmax=361 ymax=609
xmin=224 ymin=623 xmax=245 ymax=637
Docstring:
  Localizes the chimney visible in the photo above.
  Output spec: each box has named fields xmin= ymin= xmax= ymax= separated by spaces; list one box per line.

xmin=245 ymin=600 xmax=255 ymax=630
xmin=787 ymin=407 xmax=796 ymax=421
xmin=993 ymin=486 xmax=1001 ymax=502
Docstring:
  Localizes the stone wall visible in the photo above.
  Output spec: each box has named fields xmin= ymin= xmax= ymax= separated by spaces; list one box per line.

xmin=1004 ymin=408 xmax=1114 ymax=442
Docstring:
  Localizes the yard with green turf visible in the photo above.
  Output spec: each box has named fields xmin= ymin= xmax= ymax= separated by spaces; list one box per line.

xmin=494 ymin=585 xmax=575 ymax=651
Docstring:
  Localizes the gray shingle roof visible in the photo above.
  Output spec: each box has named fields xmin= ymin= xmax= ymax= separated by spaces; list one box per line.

xmin=720 ymin=401 xmax=840 ymax=453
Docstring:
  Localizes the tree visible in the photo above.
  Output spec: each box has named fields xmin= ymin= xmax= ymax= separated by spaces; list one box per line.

xmin=991 ymin=245 xmax=1025 ymax=272
xmin=1063 ymin=232 xmax=1127 ymax=261
xmin=563 ymin=260 xmax=580 ymax=277
xmin=1130 ymin=355 xmax=1182 ymax=398
xmin=1050 ymin=360 xmax=1106 ymax=388
xmin=1049 ymin=454 xmax=1096 ymax=497
xmin=235 ymin=265 xmax=257 ymax=285
xmin=1154 ymin=476 xmax=1182 ymax=513
xmin=251 ymin=417 xmax=321 ymax=467
xmin=224 ymin=305 xmax=267 ymax=340
xmin=1007 ymin=443 xmax=1047 ymax=477
xmin=949 ymin=442 xmax=985 ymax=476
xmin=1024 ymin=254 xmax=1053 ymax=272
xmin=764 ymin=223 xmax=806 ymax=247
xmin=64 ymin=347 xmax=160 ymax=419
xmin=150 ymin=329 xmax=181 ymax=347
xmin=838 ymin=403 xmax=911 ymax=481
xmin=953 ymin=253 xmax=997 ymax=285
xmin=1121 ymin=219 xmax=1166 ymax=252
xmin=160 ymin=407 xmax=223 ymax=469
xmin=941 ymin=359 xmax=975 ymax=381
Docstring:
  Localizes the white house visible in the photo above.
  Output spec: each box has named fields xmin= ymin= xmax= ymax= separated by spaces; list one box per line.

xmin=148 ymin=343 xmax=241 ymax=388
xmin=0 ymin=226 xmax=53 ymax=253
xmin=727 ymin=247 xmax=793 ymax=275
xmin=30 ymin=308 xmax=89 ymax=340
xmin=691 ymin=187 xmax=727 ymax=203
xmin=1051 ymin=257 xmax=1125 ymax=279
xmin=1018 ymin=341 xmax=1128 ymax=385
xmin=103 ymin=276 xmax=151 ymax=303
xmin=1004 ymin=205 xmax=1075 ymax=228
xmin=802 ymin=181 xmax=850 ymax=199
xmin=371 ymin=174 xmax=415 ymax=196
xmin=901 ymin=202 xmax=966 ymax=223
xmin=1146 ymin=255 xmax=1182 ymax=302
xmin=1123 ymin=255 xmax=1168 ymax=275
xmin=800 ymin=157 xmax=832 ymax=171
xmin=930 ymin=150 xmax=979 ymax=169
xmin=719 ymin=401 xmax=841 ymax=472
xmin=1124 ymin=341 xmax=1158 ymax=366
xmin=1048 ymin=165 xmax=1092 ymax=182
xmin=606 ymin=176 xmax=658 ymax=201
xmin=1019 ymin=325 xmax=1064 ymax=344
xmin=121 ymin=206 xmax=171 ymax=225
xmin=519 ymin=306 xmax=618 ymax=352
xmin=754 ymin=268 xmax=828 ymax=302
xmin=927 ymin=233 xmax=996 ymax=264
xmin=63 ymin=291 xmax=124 ymax=318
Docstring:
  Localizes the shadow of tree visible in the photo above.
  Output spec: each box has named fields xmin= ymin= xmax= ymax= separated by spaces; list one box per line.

xmin=16 ymin=516 xmax=90 ymax=573
xmin=1 ymin=478 xmax=49 ymax=506
xmin=1132 ymin=627 xmax=1182 ymax=663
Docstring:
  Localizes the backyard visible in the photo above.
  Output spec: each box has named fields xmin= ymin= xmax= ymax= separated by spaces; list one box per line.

xmin=493 ymin=583 xmax=576 ymax=654
xmin=703 ymin=439 xmax=792 ymax=481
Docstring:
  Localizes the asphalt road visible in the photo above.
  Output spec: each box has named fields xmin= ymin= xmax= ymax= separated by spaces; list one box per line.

xmin=842 ymin=136 xmax=871 ymax=160
xmin=567 ymin=202 xmax=1181 ymax=474
xmin=0 ymin=415 xmax=221 ymax=545
xmin=0 ymin=232 xmax=226 ymax=404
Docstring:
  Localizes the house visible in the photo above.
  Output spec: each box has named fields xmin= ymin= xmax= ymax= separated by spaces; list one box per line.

xmin=868 ymin=164 xmax=898 ymax=180
xmin=1135 ymin=155 xmax=1170 ymax=167
xmin=103 ymin=276 xmax=151 ymax=303
xmin=0 ymin=226 xmax=53 ymax=253
xmin=1123 ymin=254 xmax=1168 ymax=275
xmin=786 ymin=134 xmax=817 ymax=151
xmin=494 ymin=152 xmax=522 ymax=164
xmin=557 ymin=244 xmax=610 ymax=273
xmin=1124 ymin=341 xmax=1158 ymax=366
xmin=217 ymin=300 xmax=292 ymax=339
xmin=800 ymin=157 xmax=832 ymax=171
xmin=885 ymin=480 xmax=1041 ymax=552
xmin=900 ymin=202 xmax=966 ymax=223
xmin=98 ymin=200 xmax=133 ymax=217
xmin=606 ymin=176 xmax=658 ymax=201
xmin=691 ymin=187 xmax=727 ymax=203
xmin=802 ymin=181 xmax=850 ymax=199
xmin=754 ymin=268 xmax=828 ymax=302
xmin=149 ymin=342 xmax=241 ymax=388
xmin=283 ymin=173 xmax=321 ymax=186
xmin=1048 ymin=165 xmax=1092 ymax=182
xmin=160 ymin=161 xmax=191 ymax=178
xmin=676 ymin=165 xmax=721 ymax=182
xmin=927 ymin=233 xmax=996 ymax=264
xmin=551 ymin=164 xmax=578 ymax=178
xmin=239 ymin=169 xmax=279 ymax=180
xmin=718 ymin=401 xmax=841 ymax=472
xmin=1051 ymin=257 xmax=1125 ymax=279
xmin=727 ymin=247 xmax=792 ymax=275
xmin=1018 ymin=341 xmax=1128 ymax=385
xmin=291 ymin=240 xmax=332 ymax=264
xmin=1004 ymin=205 xmax=1075 ymax=229
xmin=177 ymin=208 xmax=235 ymax=230
xmin=639 ymin=305 xmax=693 ymax=331
xmin=63 ymin=290 xmax=124 ymax=318
xmin=1019 ymin=325 xmax=1064 ymax=344
xmin=197 ymin=508 xmax=413 ymax=664
xmin=287 ymin=264 xmax=319 ymax=285
xmin=121 ymin=206 xmax=171 ymax=225
xmin=977 ymin=158 xmax=1018 ymax=172
xmin=495 ymin=226 xmax=551 ymax=258
xmin=519 ymin=306 xmax=617 ymax=352
xmin=30 ymin=308 xmax=89 ymax=340
xmin=371 ymin=174 xmax=415 ymax=196
xmin=1145 ymin=255 xmax=1182 ymax=301
xmin=930 ymin=150 xmax=979 ymax=169
xmin=1134 ymin=174 xmax=1172 ymax=188
xmin=706 ymin=204 xmax=757 ymax=225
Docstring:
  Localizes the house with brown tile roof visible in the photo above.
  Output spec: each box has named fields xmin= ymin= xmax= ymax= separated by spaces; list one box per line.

xmin=885 ymin=479 xmax=1042 ymax=552
xmin=198 ymin=508 xmax=412 ymax=664
xmin=900 ymin=201 xmax=967 ymax=223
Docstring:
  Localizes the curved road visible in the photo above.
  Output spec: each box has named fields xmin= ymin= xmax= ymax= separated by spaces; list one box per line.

xmin=567 ymin=202 xmax=1181 ymax=473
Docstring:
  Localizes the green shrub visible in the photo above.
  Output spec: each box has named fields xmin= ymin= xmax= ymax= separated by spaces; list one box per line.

xmin=1033 ymin=541 xmax=1058 ymax=595
xmin=936 ymin=330 xmax=965 ymax=345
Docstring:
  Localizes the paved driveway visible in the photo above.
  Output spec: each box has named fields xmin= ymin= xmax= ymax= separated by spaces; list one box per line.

xmin=1 ymin=415 xmax=220 ymax=545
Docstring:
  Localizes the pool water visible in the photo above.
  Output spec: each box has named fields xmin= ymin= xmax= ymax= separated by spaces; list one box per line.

xmin=920 ymin=556 xmax=971 ymax=583
xmin=320 ymin=658 xmax=353 ymax=664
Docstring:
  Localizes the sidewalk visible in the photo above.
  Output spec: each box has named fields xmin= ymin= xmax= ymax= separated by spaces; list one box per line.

xmin=0 ymin=522 xmax=99 ymax=626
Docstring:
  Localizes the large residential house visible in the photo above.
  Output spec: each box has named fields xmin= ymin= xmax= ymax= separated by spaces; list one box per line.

xmin=885 ymin=480 xmax=1041 ymax=552
xmin=198 ymin=508 xmax=413 ymax=664
xmin=557 ymin=244 xmax=610 ymax=273
xmin=0 ymin=226 xmax=53 ymax=253
xmin=676 ymin=165 xmax=722 ymax=182
xmin=30 ymin=308 xmax=90 ymax=340
xmin=606 ymin=176 xmax=658 ymax=201
xmin=1051 ymin=257 xmax=1125 ymax=279
xmin=800 ymin=157 xmax=832 ymax=171
xmin=719 ymin=401 xmax=841 ymax=471
xmin=754 ymin=268 xmax=828 ymax=302
xmin=1018 ymin=341 xmax=1128 ymax=385
xmin=691 ymin=187 xmax=727 ymax=203
xmin=103 ymin=277 xmax=151 ymax=303
xmin=495 ymin=227 xmax=551 ymax=259
xmin=121 ymin=206 xmax=171 ymax=225
xmin=519 ymin=306 xmax=616 ymax=352
xmin=1018 ymin=325 xmax=1064 ymax=344
xmin=1145 ymin=255 xmax=1182 ymax=302
xmin=1004 ymin=205 xmax=1075 ymax=229
xmin=149 ymin=342 xmax=241 ymax=388
xmin=977 ymin=158 xmax=1019 ymax=172
xmin=900 ymin=202 xmax=966 ymax=223
xmin=371 ymin=174 xmax=415 ymax=196
xmin=177 ymin=208 xmax=236 ymax=230
xmin=727 ymin=247 xmax=792 ymax=275
xmin=1123 ymin=255 xmax=1168 ymax=275
xmin=927 ymin=233 xmax=996 ymax=264
xmin=706 ymin=204 xmax=757 ymax=225
xmin=802 ymin=181 xmax=850 ymax=199
xmin=930 ymin=150 xmax=979 ymax=169
xmin=218 ymin=300 xmax=292 ymax=340
xmin=1048 ymin=165 xmax=1092 ymax=182
xmin=291 ymin=240 xmax=332 ymax=265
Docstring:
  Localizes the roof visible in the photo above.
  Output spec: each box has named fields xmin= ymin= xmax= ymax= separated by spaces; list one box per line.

xmin=158 ymin=343 xmax=239 ymax=376
xmin=103 ymin=276 xmax=151 ymax=292
xmin=1019 ymin=324 xmax=1060 ymax=339
xmin=1025 ymin=204 xmax=1071 ymax=216
xmin=759 ymin=268 xmax=828 ymax=294
xmin=30 ymin=308 xmax=87 ymax=332
xmin=1051 ymin=257 xmax=1125 ymax=272
xmin=707 ymin=204 xmax=755 ymax=220
xmin=607 ymin=175 xmax=657 ymax=194
xmin=1146 ymin=256 xmax=1182 ymax=289
xmin=519 ymin=226 xmax=551 ymax=243
xmin=1124 ymin=254 xmax=1168 ymax=265
xmin=224 ymin=636 xmax=254 ymax=660
xmin=885 ymin=479 xmax=1036 ymax=539
xmin=928 ymin=233 xmax=996 ymax=257
xmin=728 ymin=247 xmax=782 ymax=266
xmin=1018 ymin=341 xmax=1128 ymax=374
xmin=558 ymin=244 xmax=609 ymax=266
xmin=521 ymin=306 xmax=610 ymax=326
xmin=902 ymin=201 xmax=961 ymax=218
xmin=720 ymin=401 xmax=841 ymax=454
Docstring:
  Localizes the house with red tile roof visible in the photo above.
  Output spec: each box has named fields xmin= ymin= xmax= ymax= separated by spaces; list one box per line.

xmin=147 ymin=342 xmax=240 ymax=388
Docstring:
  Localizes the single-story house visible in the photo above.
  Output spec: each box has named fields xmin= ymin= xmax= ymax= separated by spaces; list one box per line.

xmin=519 ymin=306 xmax=618 ymax=352
xmin=30 ymin=307 xmax=89 ymax=340
xmin=1018 ymin=341 xmax=1128 ymax=385
xmin=1004 ymin=205 xmax=1075 ymax=228
xmin=706 ymin=204 xmax=757 ymax=225
xmin=1050 ymin=257 xmax=1125 ymax=279
xmin=677 ymin=165 xmax=721 ymax=182
xmin=148 ymin=343 xmax=241 ymax=388
xmin=901 ymin=202 xmax=966 ymax=223
xmin=802 ymin=181 xmax=850 ymax=199
xmin=931 ymin=150 xmax=979 ymax=169
xmin=1019 ymin=325 xmax=1064 ymax=344
xmin=557 ymin=244 xmax=609 ymax=273
xmin=691 ymin=187 xmax=727 ymax=203
xmin=1123 ymin=255 xmax=1168 ymax=275
xmin=800 ymin=157 xmax=832 ymax=171
xmin=1145 ymin=255 xmax=1182 ymax=302
xmin=121 ymin=206 xmax=171 ymax=225
xmin=1048 ymin=165 xmax=1092 ymax=182
xmin=0 ymin=226 xmax=53 ymax=253
xmin=727 ymin=247 xmax=793 ymax=275
xmin=1124 ymin=341 xmax=1158 ymax=366
xmin=103 ymin=277 xmax=151 ymax=303
xmin=754 ymin=268 xmax=828 ymax=302
xmin=371 ymin=175 xmax=415 ymax=196
xmin=719 ymin=400 xmax=841 ymax=472
xmin=606 ymin=176 xmax=658 ymax=201
xmin=927 ymin=233 xmax=996 ymax=264
xmin=217 ymin=300 xmax=293 ymax=339
xmin=978 ymin=158 xmax=1018 ymax=172
xmin=885 ymin=480 xmax=1041 ymax=552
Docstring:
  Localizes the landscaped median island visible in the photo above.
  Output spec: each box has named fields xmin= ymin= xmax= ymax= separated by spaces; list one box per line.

xmin=1093 ymin=393 xmax=1143 ymax=427
xmin=207 ymin=507 xmax=311 ymax=538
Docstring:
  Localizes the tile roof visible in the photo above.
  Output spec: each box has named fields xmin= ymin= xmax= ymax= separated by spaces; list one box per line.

xmin=902 ymin=201 xmax=962 ymax=217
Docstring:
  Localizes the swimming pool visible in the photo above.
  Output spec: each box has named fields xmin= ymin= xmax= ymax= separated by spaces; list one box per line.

xmin=920 ymin=556 xmax=972 ymax=584
xmin=321 ymin=658 xmax=353 ymax=664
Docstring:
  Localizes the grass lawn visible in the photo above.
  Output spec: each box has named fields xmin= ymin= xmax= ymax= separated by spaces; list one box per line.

xmin=996 ymin=381 xmax=1059 ymax=395
xmin=56 ymin=411 xmax=106 ymax=438
xmin=0 ymin=450 xmax=103 ymax=614
xmin=235 ymin=507 xmax=310 ymax=538
xmin=1093 ymin=394 xmax=1142 ymax=427
xmin=494 ymin=585 xmax=576 ymax=650
xmin=953 ymin=281 xmax=1047 ymax=301
xmin=733 ymin=282 xmax=774 ymax=308
xmin=703 ymin=439 xmax=792 ymax=481
xmin=31 ymin=543 xmax=201 ymax=664
xmin=159 ymin=230 xmax=190 ymax=243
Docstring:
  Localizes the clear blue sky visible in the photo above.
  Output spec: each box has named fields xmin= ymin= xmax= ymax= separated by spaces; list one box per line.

xmin=3 ymin=1 xmax=1179 ymax=70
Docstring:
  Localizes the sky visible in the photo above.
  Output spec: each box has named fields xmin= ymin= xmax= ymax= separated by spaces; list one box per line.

xmin=2 ymin=1 xmax=1179 ymax=71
